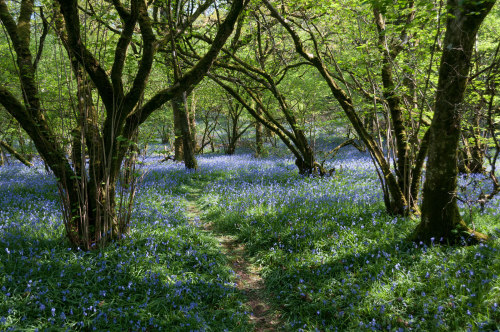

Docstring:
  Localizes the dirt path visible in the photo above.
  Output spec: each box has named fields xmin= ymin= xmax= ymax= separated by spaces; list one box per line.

xmin=185 ymin=190 xmax=281 ymax=331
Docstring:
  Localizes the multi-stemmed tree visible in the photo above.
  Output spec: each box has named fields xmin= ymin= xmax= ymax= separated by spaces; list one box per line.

xmin=0 ymin=0 xmax=245 ymax=249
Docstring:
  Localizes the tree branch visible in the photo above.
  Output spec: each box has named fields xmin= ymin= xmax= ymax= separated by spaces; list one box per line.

xmin=134 ymin=0 xmax=246 ymax=125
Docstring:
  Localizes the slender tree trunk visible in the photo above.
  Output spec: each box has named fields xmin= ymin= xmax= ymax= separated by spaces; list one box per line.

xmin=254 ymin=96 xmax=263 ymax=157
xmin=458 ymin=112 xmax=485 ymax=174
xmin=255 ymin=118 xmax=263 ymax=157
xmin=172 ymin=97 xmax=184 ymax=161
xmin=189 ymin=92 xmax=198 ymax=152
xmin=225 ymin=112 xmax=240 ymax=155
xmin=414 ymin=0 xmax=494 ymax=243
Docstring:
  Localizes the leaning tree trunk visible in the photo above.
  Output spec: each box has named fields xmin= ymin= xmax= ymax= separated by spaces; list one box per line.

xmin=212 ymin=76 xmax=321 ymax=175
xmin=0 ymin=140 xmax=33 ymax=167
xmin=414 ymin=0 xmax=495 ymax=243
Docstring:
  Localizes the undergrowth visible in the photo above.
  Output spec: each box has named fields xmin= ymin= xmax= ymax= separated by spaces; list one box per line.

xmin=1 ymin=149 xmax=499 ymax=331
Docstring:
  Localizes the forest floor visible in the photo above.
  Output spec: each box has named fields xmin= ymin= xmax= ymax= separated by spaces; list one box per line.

xmin=185 ymin=188 xmax=281 ymax=331
xmin=1 ymin=153 xmax=499 ymax=331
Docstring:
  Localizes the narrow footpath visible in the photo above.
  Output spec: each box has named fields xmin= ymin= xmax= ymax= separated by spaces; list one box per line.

xmin=185 ymin=190 xmax=281 ymax=331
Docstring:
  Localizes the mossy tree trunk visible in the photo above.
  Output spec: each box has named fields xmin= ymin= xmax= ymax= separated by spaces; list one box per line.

xmin=177 ymin=91 xmax=198 ymax=170
xmin=373 ymin=6 xmax=424 ymax=213
xmin=189 ymin=92 xmax=198 ymax=152
xmin=0 ymin=140 xmax=33 ymax=167
xmin=414 ymin=0 xmax=495 ymax=243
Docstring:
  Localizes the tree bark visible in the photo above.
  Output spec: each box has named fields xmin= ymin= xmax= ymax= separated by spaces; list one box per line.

xmin=189 ymin=92 xmax=198 ymax=152
xmin=373 ymin=6 xmax=417 ymax=211
xmin=414 ymin=0 xmax=495 ymax=243
xmin=255 ymin=104 xmax=264 ymax=157
xmin=172 ymin=96 xmax=184 ymax=161
xmin=458 ymin=111 xmax=486 ymax=174
xmin=178 ymin=92 xmax=198 ymax=169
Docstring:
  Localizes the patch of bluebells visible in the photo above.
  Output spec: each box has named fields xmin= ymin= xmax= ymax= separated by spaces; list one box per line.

xmin=1 ymin=146 xmax=499 ymax=331
xmin=0 ymin=159 xmax=249 ymax=330
xmin=199 ymin=147 xmax=500 ymax=331
xmin=457 ymin=171 xmax=500 ymax=219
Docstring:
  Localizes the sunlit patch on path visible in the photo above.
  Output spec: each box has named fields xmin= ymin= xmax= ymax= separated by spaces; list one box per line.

xmin=185 ymin=188 xmax=281 ymax=331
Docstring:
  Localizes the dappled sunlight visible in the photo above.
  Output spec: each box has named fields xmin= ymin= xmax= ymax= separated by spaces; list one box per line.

xmin=0 ymin=161 xmax=249 ymax=330
xmin=199 ymin=150 xmax=500 ymax=331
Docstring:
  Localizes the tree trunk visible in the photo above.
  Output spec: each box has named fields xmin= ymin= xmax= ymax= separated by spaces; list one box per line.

xmin=255 ymin=120 xmax=263 ymax=157
xmin=172 ymin=97 xmax=184 ymax=161
xmin=189 ymin=92 xmax=198 ymax=152
xmin=458 ymin=113 xmax=486 ymax=174
xmin=254 ymin=102 xmax=264 ymax=156
xmin=414 ymin=0 xmax=494 ymax=243
xmin=175 ymin=92 xmax=198 ymax=170
xmin=225 ymin=110 xmax=241 ymax=155
xmin=225 ymin=141 xmax=236 ymax=155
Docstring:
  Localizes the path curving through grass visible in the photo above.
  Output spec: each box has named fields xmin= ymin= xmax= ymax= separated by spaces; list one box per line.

xmin=185 ymin=188 xmax=281 ymax=331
